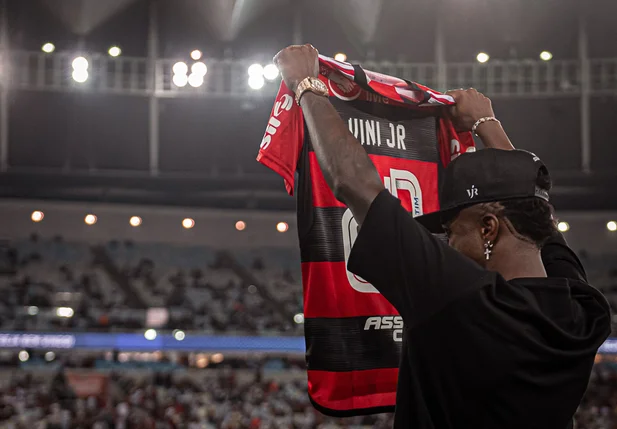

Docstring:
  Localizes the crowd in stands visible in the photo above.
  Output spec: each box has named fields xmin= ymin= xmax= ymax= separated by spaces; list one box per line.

xmin=1 ymin=360 xmax=616 ymax=429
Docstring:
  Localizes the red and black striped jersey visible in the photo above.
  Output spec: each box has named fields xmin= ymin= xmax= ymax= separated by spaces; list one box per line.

xmin=257 ymin=56 xmax=475 ymax=416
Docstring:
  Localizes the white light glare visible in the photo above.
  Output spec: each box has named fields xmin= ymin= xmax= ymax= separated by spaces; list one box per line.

xmin=191 ymin=50 xmax=202 ymax=61
xmin=31 ymin=211 xmax=44 ymax=222
xmin=263 ymin=64 xmax=279 ymax=81
xmin=85 ymin=214 xmax=97 ymax=225
xmin=276 ymin=222 xmax=289 ymax=233
xmin=248 ymin=75 xmax=265 ymax=90
xmin=182 ymin=218 xmax=195 ymax=229
xmin=42 ymin=43 xmax=55 ymax=53
xmin=476 ymin=52 xmax=490 ymax=63
xmin=56 ymin=307 xmax=74 ymax=318
xmin=334 ymin=52 xmax=347 ymax=62
xmin=188 ymin=73 xmax=204 ymax=88
xmin=108 ymin=46 xmax=122 ymax=57
xmin=173 ymin=330 xmax=185 ymax=341
xmin=248 ymin=63 xmax=264 ymax=77
xmin=293 ymin=313 xmax=305 ymax=324
xmin=45 ymin=351 xmax=56 ymax=362
xmin=144 ymin=329 xmax=157 ymax=340
xmin=557 ymin=221 xmax=570 ymax=232
xmin=173 ymin=74 xmax=188 ymax=87
xmin=72 ymin=70 xmax=89 ymax=83
xmin=27 ymin=306 xmax=39 ymax=316
xmin=607 ymin=221 xmax=617 ymax=232
xmin=235 ymin=221 xmax=246 ymax=231
xmin=18 ymin=351 xmax=29 ymax=362
xmin=72 ymin=56 xmax=89 ymax=71
xmin=172 ymin=62 xmax=188 ymax=76
xmin=540 ymin=51 xmax=553 ymax=61
xmin=130 ymin=216 xmax=142 ymax=227
xmin=191 ymin=62 xmax=208 ymax=76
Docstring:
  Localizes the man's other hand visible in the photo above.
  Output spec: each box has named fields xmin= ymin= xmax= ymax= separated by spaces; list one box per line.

xmin=274 ymin=44 xmax=320 ymax=93
xmin=446 ymin=88 xmax=495 ymax=132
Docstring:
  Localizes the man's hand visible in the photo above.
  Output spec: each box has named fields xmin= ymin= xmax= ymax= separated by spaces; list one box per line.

xmin=446 ymin=88 xmax=495 ymax=132
xmin=273 ymin=44 xmax=319 ymax=93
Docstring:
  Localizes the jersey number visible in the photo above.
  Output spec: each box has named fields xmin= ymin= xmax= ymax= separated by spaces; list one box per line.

xmin=341 ymin=168 xmax=423 ymax=293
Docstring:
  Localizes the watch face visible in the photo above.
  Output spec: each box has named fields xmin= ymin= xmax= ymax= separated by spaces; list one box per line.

xmin=313 ymin=79 xmax=328 ymax=93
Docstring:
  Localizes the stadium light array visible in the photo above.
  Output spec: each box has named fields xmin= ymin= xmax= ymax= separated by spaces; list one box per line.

xmin=607 ymin=221 xmax=617 ymax=232
xmin=248 ymin=75 xmax=265 ymax=90
xmin=235 ymin=220 xmax=246 ymax=231
xmin=130 ymin=216 xmax=142 ymax=227
xmin=144 ymin=329 xmax=157 ymax=340
xmin=277 ymin=222 xmax=289 ymax=233
xmin=85 ymin=214 xmax=97 ymax=225
xmin=56 ymin=307 xmax=74 ymax=318
xmin=18 ymin=351 xmax=29 ymax=362
xmin=248 ymin=63 xmax=264 ymax=77
xmin=191 ymin=62 xmax=208 ymax=76
xmin=263 ymin=64 xmax=279 ymax=81
xmin=31 ymin=210 xmax=44 ymax=222
xmin=476 ymin=52 xmax=490 ymax=63
xmin=173 ymin=61 xmax=188 ymax=76
xmin=173 ymin=330 xmax=185 ymax=341
xmin=72 ymin=56 xmax=89 ymax=83
xmin=182 ymin=218 xmax=195 ymax=229
xmin=173 ymin=73 xmax=188 ymax=87
xmin=188 ymin=72 xmax=204 ymax=88
xmin=108 ymin=46 xmax=122 ymax=57
xmin=540 ymin=51 xmax=553 ymax=61
xmin=557 ymin=221 xmax=570 ymax=232
xmin=334 ymin=52 xmax=347 ymax=62
xmin=42 ymin=43 xmax=55 ymax=53
xmin=191 ymin=50 xmax=202 ymax=61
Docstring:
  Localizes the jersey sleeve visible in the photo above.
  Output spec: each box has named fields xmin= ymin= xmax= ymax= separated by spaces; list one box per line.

xmin=347 ymin=190 xmax=490 ymax=326
xmin=256 ymin=82 xmax=305 ymax=196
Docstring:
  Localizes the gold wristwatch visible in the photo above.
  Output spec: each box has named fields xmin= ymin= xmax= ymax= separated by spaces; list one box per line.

xmin=295 ymin=77 xmax=329 ymax=105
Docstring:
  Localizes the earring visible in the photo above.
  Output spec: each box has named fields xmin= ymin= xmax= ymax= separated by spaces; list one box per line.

xmin=484 ymin=240 xmax=494 ymax=261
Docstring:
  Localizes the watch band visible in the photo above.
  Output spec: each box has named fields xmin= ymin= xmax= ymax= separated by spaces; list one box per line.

xmin=295 ymin=77 xmax=328 ymax=105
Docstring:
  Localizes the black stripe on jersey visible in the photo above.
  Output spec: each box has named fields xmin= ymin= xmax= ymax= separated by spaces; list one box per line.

xmin=305 ymin=316 xmax=403 ymax=371
xmin=300 ymin=207 xmax=346 ymax=263
xmin=317 ymin=98 xmax=440 ymax=163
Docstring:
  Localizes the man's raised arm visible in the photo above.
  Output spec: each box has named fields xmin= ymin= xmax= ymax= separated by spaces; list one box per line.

xmin=274 ymin=44 xmax=384 ymax=225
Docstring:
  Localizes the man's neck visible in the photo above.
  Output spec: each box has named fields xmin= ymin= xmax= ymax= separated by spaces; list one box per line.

xmin=489 ymin=244 xmax=547 ymax=281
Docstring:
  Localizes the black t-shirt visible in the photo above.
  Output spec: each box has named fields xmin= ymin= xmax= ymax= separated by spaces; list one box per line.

xmin=348 ymin=190 xmax=612 ymax=429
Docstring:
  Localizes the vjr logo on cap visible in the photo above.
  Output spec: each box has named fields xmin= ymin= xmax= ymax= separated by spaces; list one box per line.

xmin=466 ymin=185 xmax=478 ymax=199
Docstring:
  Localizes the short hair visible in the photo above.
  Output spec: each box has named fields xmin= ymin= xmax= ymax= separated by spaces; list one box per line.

xmin=498 ymin=166 xmax=557 ymax=248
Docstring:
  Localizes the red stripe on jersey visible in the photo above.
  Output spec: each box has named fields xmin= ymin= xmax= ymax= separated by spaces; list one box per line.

xmin=308 ymin=368 xmax=398 ymax=411
xmin=302 ymin=261 xmax=398 ymax=318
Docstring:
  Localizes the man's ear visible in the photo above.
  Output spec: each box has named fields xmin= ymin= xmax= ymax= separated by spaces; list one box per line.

xmin=480 ymin=214 xmax=500 ymax=243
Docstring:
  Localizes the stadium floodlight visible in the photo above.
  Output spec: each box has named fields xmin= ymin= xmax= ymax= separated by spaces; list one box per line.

xmin=276 ymin=222 xmax=289 ymax=233
xmin=72 ymin=69 xmax=89 ymax=83
xmin=334 ymin=52 xmax=347 ymax=62
xmin=235 ymin=220 xmax=246 ymax=231
xmin=31 ymin=210 xmax=44 ymax=222
xmin=18 ymin=351 xmax=29 ymax=362
xmin=56 ymin=307 xmax=74 ymax=318
xmin=557 ymin=221 xmax=569 ymax=232
xmin=188 ymin=73 xmax=204 ymax=88
xmin=72 ymin=56 xmax=89 ymax=71
xmin=476 ymin=52 xmax=490 ymax=63
xmin=191 ymin=50 xmax=202 ymax=61
xmin=182 ymin=218 xmax=195 ymax=229
xmin=144 ymin=329 xmax=157 ymax=340
xmin=191 ymin=61 xmax=208 ymax=76
xmin=607 ymin=221 xmax=617 ymax=232
xmin=129 ymin=216 xmax=142 ymax=227
xmin=172 ymin=61 xmax=188 ymax=76
xmin=263 ymin=64 xmax=279 ymax=81
xmin=45 ymin=352 xmax=56 ymax=362
xmin=293 ymin=313 xmax=305 ymax=324
xmin=248 ymin=63 xmax=264 ymax=77
xmin=248 ymin=75 xmax=265 ymax=90
xmin=173 ymin=330 xmax=186 ymax=341
xmin=108 ymin=46 xmax=122 ymax=57
xmin=211 ymin=353 xmax=224 ymax=364
xmin=173 ymin=73 xmax=188 ymax=87
xmin=42 ymin=43 xmax=55 ymax=53
xmin=540 ymin=51 xmax=553 ymax=61
xmin=84 ymin=214 xmax=97 ymax=225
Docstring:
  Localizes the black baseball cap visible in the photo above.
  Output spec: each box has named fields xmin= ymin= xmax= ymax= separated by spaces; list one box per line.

xmin=415 ymin=149 xmax=551 ymax=233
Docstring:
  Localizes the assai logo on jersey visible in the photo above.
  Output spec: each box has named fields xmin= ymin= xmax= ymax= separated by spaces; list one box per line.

xmin=364 ymin=316 xmax=404 ymax=342
xmin=260 ymin=93 xmax=294 ymax=150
